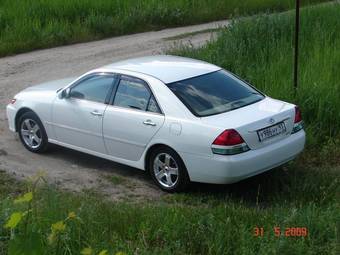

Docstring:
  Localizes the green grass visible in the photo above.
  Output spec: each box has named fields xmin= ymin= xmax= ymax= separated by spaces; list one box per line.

xmin=107 ymin=175 xmax=127 ymax=186
xmin=169 ymin=2 xmax=340 ymax=146
xmin=0 ymin=0 xmax=329 ymax=57
xmin=0 ymin=158 xmax=339 ymax=254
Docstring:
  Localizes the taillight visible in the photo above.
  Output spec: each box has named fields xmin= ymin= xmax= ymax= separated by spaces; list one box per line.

xmin=212 ymin=129 xmax=249 ymax=155
xmin=10 ymin=99 xmax=16 ymax=104
xmin=292 ymin=106 xmax=303 ymax=134
xmin=294 ymin=106 xmax=302 ymax=123
xmin=213 ymin=129 xmax=244 ymax=146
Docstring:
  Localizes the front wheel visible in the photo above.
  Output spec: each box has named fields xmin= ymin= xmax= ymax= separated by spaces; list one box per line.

xmin=18 ymin=111 xmax=49 ymax=153
xmin=148 ymin=147 xmax=189 ymax=192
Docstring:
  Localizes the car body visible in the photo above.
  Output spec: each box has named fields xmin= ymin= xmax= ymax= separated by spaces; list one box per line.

xmin=6 ymin=55 xmax=305 ymax=191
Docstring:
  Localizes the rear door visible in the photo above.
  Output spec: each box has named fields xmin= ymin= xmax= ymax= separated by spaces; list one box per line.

xmin=103 ymin=75 xmax=164 ymax=161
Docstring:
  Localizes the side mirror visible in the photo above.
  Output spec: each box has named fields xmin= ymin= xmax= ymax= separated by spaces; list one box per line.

xmin=60 ymin=88 xmax=71 ymax=99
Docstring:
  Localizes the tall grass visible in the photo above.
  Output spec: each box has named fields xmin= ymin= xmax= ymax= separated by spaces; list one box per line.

xmin=0 ymin=0 xmax=329 ymax=57
xmin=170 ymin=3 xmax=340 ymax=145
xmin=0 ymin=163 xmax=339 ymax=254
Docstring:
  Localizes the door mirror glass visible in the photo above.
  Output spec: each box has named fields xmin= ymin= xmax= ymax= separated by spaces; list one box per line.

xmin=61 ymin=88 xmax=71 ymax=99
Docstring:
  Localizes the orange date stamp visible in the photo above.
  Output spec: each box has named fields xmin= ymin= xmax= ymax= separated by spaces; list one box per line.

xmin=254 ymin=227 xmax=308 ymax=237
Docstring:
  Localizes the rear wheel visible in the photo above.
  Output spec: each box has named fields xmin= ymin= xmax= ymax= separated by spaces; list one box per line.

xmin=18 ymin=112 xmax=49 ymax=153
xmin=148 ymin=147 xmax=189 ymax=192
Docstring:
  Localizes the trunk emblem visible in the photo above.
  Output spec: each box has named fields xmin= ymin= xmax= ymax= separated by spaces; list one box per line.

xmin=269 ymin=118 xmax=275 ymax=124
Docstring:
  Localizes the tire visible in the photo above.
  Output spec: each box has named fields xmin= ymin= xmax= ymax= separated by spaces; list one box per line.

xmin=18 ymin=111 xmax=49 ymax=153
xmin=148 ymin=146 xmax=190 ymax=192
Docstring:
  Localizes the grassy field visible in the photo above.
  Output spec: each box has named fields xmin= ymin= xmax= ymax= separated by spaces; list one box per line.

xmin=1 ymin=3 xmax=340 ymax=255
xmin=170 ymin=2 xmax=340 ymax=146
xmin=0 ymin=0 xmax=329 ymax=57
xmin=0 ymin=160 xmax=339 ymax=254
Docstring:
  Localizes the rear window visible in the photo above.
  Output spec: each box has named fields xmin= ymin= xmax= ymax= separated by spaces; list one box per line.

xmin=166 ymin=70 xmax=264 ymax=117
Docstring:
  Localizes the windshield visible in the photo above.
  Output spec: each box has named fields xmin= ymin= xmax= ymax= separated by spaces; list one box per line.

xmin=166 ymin=70 xmax=264 ymax=117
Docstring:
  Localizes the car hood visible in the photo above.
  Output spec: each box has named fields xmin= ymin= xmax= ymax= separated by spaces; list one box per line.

xmin=23 ymin=77 xmax=76 ymax=93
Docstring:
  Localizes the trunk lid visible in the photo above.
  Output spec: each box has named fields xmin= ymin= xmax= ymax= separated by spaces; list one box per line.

xmin=200 ymin=97 xmax=296 ymax=149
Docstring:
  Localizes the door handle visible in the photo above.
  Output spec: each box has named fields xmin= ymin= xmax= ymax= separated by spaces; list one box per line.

xmin=143 ymin=119 xmax=156 ymax=126
xmin=90 ymin=110 xmax=103 ymax=117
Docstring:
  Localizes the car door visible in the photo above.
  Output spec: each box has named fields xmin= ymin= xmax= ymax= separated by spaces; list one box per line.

xmin=103 ymin=75 xmax=165 ymax=161
xmin=52 ymin=73 xmax=117 ymax=154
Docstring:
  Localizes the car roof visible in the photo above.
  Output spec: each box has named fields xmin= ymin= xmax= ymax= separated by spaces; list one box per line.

xmin=101 ymin=55 xmax=221 ymax=84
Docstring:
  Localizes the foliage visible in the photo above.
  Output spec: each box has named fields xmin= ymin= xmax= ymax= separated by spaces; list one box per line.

xmin=0 ymin=160 xmax=339 ymax=254
xmin=169 ymin=3 xmax=340 ymax=145
xmin=0 ymin=172 xmax=126 ymax=255
xmin=0 ymin=0 xmax=328 ymax=57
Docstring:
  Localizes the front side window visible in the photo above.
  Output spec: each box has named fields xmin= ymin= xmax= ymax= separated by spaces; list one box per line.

xmin=166 ymin=70 xmax=264 ymax=117
xmin=70 ymin=75 xmax=115 ymax=103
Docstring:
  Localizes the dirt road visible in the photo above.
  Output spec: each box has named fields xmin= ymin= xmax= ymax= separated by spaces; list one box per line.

xmin=0 ymin=20 xmax=229 ymax=200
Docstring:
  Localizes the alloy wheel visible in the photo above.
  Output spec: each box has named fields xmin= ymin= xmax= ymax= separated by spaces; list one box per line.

xmin=20 ymin=119 xmax=42 ymax=149
xmin=153 ymin=153 xmax=179 ymax=188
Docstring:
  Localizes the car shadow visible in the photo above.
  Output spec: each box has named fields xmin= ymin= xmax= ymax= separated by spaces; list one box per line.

xmin=43 ymin=145 xmax=322 ymax=206
xmin=45 ymin=144 xmax=153 ymax=183
xmin=186 ymin=166 xmax=301 ymax=206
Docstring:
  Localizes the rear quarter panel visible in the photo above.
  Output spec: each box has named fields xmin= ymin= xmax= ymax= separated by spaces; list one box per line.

xmin=149 ymin=115 xmax=222 ymax=157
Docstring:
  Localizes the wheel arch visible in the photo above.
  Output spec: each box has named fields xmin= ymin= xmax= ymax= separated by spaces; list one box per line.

xmin=144 ymin=143 xmax=187 ymax=173
xmin=15 ymin=107 xmax=39 ymax=131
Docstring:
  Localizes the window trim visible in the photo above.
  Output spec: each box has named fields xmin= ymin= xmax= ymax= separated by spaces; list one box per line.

xmin=68 ymin=72 xmax=118 ymax=104
xmin=109 ymin=74 xmax=164 ymax=115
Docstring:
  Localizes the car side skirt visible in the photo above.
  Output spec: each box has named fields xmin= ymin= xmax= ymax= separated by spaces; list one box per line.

xmin=48 ymin=139 xmax=146 ymax=171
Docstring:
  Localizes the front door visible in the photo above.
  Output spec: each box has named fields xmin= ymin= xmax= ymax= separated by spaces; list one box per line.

xmin=52 ymin=74 xmax=117 ymax=154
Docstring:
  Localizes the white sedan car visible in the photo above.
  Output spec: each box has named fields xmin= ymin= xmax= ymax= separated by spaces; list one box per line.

xmin=6 ymin=55 xmax=305 ymax=192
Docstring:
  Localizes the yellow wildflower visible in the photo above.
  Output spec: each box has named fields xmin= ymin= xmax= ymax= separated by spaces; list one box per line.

xmin=14 ymin=192 xmax=33 ymax=204
xmin=51 ymin=221 xmax=66 ymax=233
xmin=68 ymin=211 xmax=77 ymax=219
xmin=4 ymin=212 xmax=23 ymax=229
xmin=81 ymin=247 xmax=93 ymax=255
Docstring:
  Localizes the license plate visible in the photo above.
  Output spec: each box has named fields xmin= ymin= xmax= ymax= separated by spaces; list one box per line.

xmin=257 ymin=122 xmax=286 ymax=142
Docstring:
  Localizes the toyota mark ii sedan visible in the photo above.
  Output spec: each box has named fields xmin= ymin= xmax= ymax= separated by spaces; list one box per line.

xmin=6 ymin=55 xmax=305 ymax=192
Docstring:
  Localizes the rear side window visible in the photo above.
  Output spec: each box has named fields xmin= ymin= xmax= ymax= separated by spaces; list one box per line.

xmin=70 ymin=75 xmax=115 ymax=103
xmin=147 ymin=96 xmax=161 ymax=113
xmin=167 ymin=70 xmax=264 ymax=117
xmin=114 ymin=77 xmax=151 ymax=111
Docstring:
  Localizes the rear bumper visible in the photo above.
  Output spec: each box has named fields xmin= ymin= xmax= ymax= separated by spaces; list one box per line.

xmin=6 ymin=104 xmax=16 ymax=132
xmin=181 ymin=130 xmax=305 ymax=184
